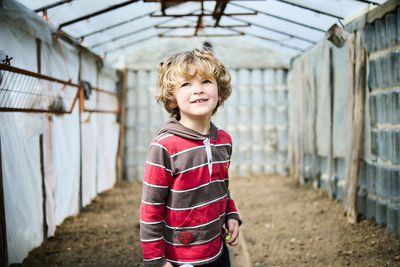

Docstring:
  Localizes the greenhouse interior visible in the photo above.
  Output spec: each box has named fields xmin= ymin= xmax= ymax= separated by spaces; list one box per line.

xmin=1 ymin=0 xmax=400 ymax=266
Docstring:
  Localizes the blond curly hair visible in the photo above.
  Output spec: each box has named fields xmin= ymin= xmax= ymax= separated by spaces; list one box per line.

xmin=155 ymin=49 xmax=232 ymax=119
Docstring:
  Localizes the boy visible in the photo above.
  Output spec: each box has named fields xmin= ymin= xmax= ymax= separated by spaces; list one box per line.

xmin=140 ymin=49 xmax=241 ymax=267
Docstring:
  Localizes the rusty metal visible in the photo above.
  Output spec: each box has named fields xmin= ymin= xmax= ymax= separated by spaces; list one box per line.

xmin=0 ymin=64 xmax=79 ymax=114
xmin=58 ymin=0 xmax=139 ymax=29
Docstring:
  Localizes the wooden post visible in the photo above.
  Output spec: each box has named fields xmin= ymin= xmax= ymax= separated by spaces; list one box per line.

xmin=344 ymin=31 xmax=365 ymax=223
xmin=0 ymin=136 xmax=8 ymax=267
xmin=326 ymin=45 xmax=335 ymax=198
xmin=117 ymin=67 xmax=127 ymax=181
xmin=39 ymin=134 xmax=48 ymax=240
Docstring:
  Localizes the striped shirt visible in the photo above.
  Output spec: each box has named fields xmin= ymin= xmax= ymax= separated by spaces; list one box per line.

xmin=140 ymin=118 xmax=241 ymax=267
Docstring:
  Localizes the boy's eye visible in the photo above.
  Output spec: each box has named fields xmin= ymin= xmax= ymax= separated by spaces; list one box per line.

xmin=203 ymin=80 xmax=211 ymax=84
xmin=181 ymin=82 xmax=190 ymax=87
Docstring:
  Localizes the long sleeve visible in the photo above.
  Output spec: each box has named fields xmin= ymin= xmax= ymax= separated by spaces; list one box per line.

xmin=224 ymin=141 xmax=242 ymax=225
xmin=140 ymin=141 xmax=173 ymax=267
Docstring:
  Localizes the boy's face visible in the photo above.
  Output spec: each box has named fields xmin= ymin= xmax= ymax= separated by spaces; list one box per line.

xmin=172 ymin=65 xmax=221 ymax=122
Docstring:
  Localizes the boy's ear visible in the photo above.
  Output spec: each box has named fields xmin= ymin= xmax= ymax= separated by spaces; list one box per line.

xmin=170 ymin=101 xmax=178 ymax=109
xmin=218 ymin=96 xmax=223 ymax=102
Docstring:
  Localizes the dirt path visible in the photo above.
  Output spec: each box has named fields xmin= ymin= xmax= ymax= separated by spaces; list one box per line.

xmin=21 ymin=175 xmax=400 ymax=267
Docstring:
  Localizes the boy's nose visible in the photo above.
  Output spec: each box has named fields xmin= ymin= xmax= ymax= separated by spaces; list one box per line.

xmin=193 ymin=83 xmax=204 ymax=94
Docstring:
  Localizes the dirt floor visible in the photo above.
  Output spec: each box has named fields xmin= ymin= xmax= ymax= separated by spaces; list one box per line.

xmin=20 ymin=174 xmax=400 ymax=267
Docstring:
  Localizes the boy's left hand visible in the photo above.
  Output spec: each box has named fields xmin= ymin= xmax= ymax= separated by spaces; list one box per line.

xmin=225 ymin=219 xmax=239 ymax=246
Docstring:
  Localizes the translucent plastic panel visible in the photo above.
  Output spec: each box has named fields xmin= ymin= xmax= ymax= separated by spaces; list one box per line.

xmin=385 ymin=13 xmax=397 ymax=48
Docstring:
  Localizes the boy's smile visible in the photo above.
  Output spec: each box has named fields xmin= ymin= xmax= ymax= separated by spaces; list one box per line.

xmin=172 ymin=66 xmax=221 ymax=131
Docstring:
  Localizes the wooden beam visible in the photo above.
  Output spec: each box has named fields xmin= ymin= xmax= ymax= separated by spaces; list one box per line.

xmin=344 ymin=31 xmax=365 ymax=223
xmin=117 ymin=68 xmax=127 ymax=181
xmin=366 ymin=0 xmax=400 ymax=24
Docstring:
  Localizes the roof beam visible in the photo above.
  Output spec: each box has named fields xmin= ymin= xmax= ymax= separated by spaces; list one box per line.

xmin=275 ymin=0 xmax=344 ymax=19
xmin=225 ymin=14 xmax=316 ymax=44
xmin=213 ymin=0 xmax=229 ymax=26
xmin=230 ymin=2 xmax=326 ymax=33
xmin=155 ymin=23 xmax=251 ymax=29
xmin=352 ymin=0 xmax=381 ymax=4
xmin=90 ymin=18 xmax=175 ymax=48
xmin=159 ymin=33 xmax=244 ymax=38
xmin=80 ymin=11 xmax=155 ymax=39
xmin=150 ymin=11 xmax=257 ymax=17
xmin=34 ymin=0 xmax=73 ymax=13
xmin=195 ymin=1 xmax=205 ymax=36
xmin=104 ymin=29 xmax=174 ymax=54
xmin=228 ymin=28 xmax=304 ymax=51
xmin=58 ymin=0 xmax=139 ymax=29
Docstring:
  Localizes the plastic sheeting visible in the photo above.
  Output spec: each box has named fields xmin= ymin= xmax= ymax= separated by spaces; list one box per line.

xmin=1 ymin=1 xmax=120 ymax=263
xmin=0 ymin=113 xmax=47 ymax=263
xmin=0 ymin=0 xmax=52 ymax=44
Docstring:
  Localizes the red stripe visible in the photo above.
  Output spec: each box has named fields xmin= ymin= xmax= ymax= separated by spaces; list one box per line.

xmin=140 ymin=203 xmax=166 ymax=222
xmin=142 ymin=239 xmax=165 ymax=259
xmin=170 ymin=166 xmax=210 ymax=190
xmin=226 ymin=199 xmax=238 ymax=213
xmin=144 ymin=164 xmax=173 ymax=186
xmin=165 ymin=234 xmax=222 ymax=262
xmin=165 ymin=197 xmax=227 ymax=227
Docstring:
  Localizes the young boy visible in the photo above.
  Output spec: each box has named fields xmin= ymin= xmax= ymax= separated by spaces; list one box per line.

xmin=140 ymin=49 xmax=241 ymax=267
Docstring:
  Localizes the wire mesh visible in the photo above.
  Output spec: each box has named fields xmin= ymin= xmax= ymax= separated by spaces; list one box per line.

xmin=0 ymin=64 xmax=79 ymax=113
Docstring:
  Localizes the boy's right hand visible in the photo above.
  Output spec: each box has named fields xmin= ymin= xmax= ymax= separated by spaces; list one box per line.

xmin=163 ymin=262 xmax=174 ymax=267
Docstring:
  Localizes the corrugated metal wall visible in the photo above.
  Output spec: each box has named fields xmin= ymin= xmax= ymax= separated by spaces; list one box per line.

xmin=359 ymin=6 xmax=400 ymax=234
xmin=124 ymin=67 xmax=289 ymax=182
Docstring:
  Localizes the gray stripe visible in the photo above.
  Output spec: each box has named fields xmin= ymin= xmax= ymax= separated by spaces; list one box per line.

xmin=167 ymin=180 xmax=228 ymax=209
xmin=140 ymin=221 xmax=165 ymax=240
xmin=146 ymin=143 xmax=173 ymax=172
xmin=172 ymin=145 xmax=230 ymax=175
xmin=142 ymin=183 xmax=169 ymax=204
xmin=143 ymin=181 xmax=169 ymax=189
xmin=170 ymin=179 xmax=227 ymax=193
xmin=167 ymin=193 xmax=227 ymax=211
